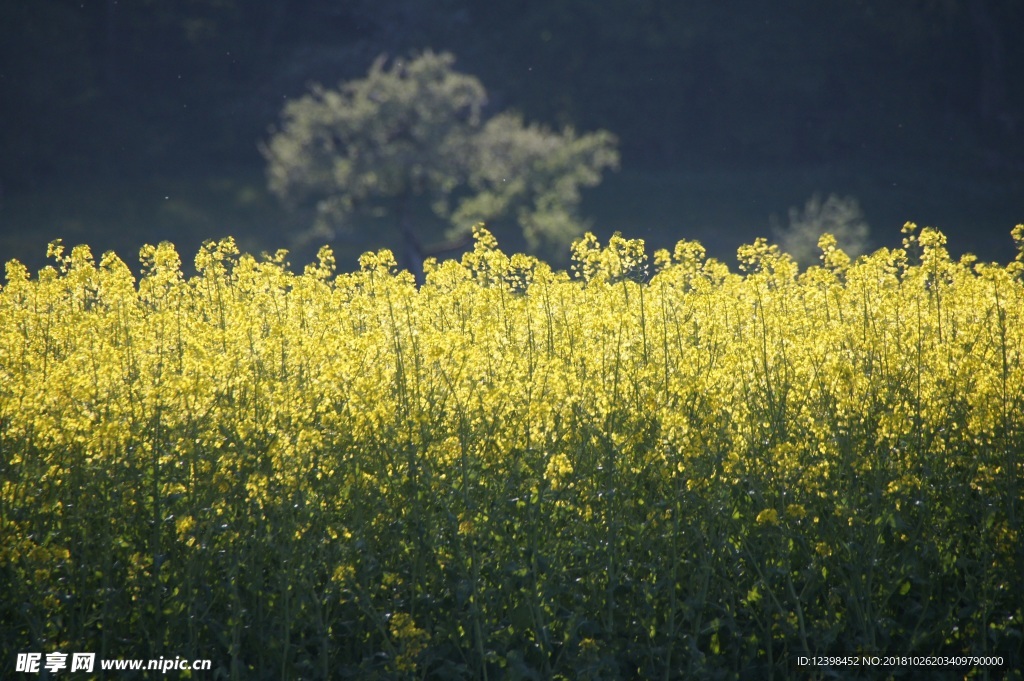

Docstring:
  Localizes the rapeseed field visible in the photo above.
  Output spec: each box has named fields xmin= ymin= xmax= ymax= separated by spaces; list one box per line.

xmin=2 ymin=224 xmax=1021 ymax=679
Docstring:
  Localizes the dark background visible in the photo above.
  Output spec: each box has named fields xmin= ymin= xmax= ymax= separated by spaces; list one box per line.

xmin=2 ymin=0 xmax=1022 ymax=273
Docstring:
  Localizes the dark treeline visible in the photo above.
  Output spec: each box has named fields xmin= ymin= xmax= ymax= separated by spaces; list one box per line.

xmin=3 ymin=0 xmax=1023 ymax=193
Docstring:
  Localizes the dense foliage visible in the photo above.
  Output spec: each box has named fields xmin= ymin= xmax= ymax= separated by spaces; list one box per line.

xmin=262 ymin=51 xmax=618 ymax=256
xmin=2 ymin=224 xmax=1022 ymax=679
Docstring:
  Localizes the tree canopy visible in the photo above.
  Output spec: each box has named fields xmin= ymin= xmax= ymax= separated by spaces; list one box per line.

xmin=261 ymin=51 xmax=619 ymax=270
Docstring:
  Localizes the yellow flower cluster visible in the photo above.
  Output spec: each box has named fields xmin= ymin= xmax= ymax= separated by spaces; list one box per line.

xmin=1 ymin=223 xmax=1021 ymax=677
xmin=388 ymin=612 xmax=429 ymax=673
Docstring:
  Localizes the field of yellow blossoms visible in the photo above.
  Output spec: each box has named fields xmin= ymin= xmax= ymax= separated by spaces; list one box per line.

xmin=2 ymin=224 xmax=1022 ymax=679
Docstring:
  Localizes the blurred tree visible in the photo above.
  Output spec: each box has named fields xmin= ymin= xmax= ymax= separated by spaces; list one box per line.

xmin=773 ymin=194 xmax=870 ymax=269
xmin=453 ymin=112 xmax=619 ymax=254
xmin=261 ymin=51 xmax=618 ymax=275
